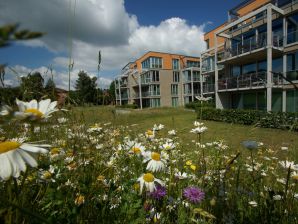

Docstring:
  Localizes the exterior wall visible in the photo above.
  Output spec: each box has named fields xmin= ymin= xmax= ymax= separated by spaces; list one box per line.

xmin=160 ymin=70 xmax=173 ymax=107
xmin=236 ymin=0 xmax=271 ymax=17
xmin=116 ymin=51 xmax=201 ymax=108
xmin=204 ymin=24 xmax=226 ymax=49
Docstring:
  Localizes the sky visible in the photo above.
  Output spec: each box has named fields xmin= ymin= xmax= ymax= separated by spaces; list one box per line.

xmin=0 ymin=0 xmax=240 ymax=90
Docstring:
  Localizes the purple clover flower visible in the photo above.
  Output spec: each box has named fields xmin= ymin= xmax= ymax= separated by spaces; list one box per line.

xmin=149 ymin=185 xmax=166 ymax=200
xmin=183 ymin=186 xmax=205 ymax=204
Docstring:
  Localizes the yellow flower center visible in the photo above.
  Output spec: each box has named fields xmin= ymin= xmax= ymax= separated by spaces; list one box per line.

xmin=50 ymin=148 xmax=60 ymax=155
xmin=0 ymin=141 xmax=21 ymax=154
xmin=132 ymin=147 xmax=141 ymax=154
xmin=151 ymin=152 xmax=161 ymax=161
xmin=186 ymin=160 xmax=192 ymax=166
xmin=24 ymin=108 xmax=43 ymax=118
xmin=43 ymin=171 xmax=52 ymax=179
xmin=146 ymin=130 xmax=153 ymax=136
xmin=143 ymin=173 xmax=155 ymax=182
xmin=292 ymin=175 xmax=298 ymax=181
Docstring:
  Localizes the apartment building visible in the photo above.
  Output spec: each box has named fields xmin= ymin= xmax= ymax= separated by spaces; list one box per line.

xmin=115 ymin=51 xmax=201 ymax=108
xmin=202 ymin=0 xmax=298 ymax=112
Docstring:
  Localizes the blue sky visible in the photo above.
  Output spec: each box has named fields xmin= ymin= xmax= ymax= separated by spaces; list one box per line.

xmin=0 ymin=0 xmax=241 ymax=89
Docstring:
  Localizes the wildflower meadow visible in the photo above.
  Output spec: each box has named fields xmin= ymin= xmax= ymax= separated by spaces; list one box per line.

xmin=0 ymin=99 xmax=298 ymax=223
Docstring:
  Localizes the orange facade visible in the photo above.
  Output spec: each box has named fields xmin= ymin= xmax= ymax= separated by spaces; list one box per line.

xmin=204 ymin=23 xmax=226 ymax=49
xmin=135 ymin=51 xmax=200 ymax=71
xmin=236 ymin=0 xmax=271 ymax=17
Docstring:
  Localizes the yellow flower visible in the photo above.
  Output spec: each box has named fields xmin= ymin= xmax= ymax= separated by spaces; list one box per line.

xmin=75 ymin=195 xmax=85 ymax=206
xmin=186 ymin=160 xmax=192 ymax=166
xmin=97 ymin=175 xmax=105 ymax=182
xmin=50 ymin=147 xmax=60 ymax=155
xmin=190 ymin=165 xmax=197 ymax=171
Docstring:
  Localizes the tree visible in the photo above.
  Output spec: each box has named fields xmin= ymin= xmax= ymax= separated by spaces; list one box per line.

xmin=75 ymin=70 xmax=97 ymax=104
xmin=108 ymin=81 xmax=116 ymax=105
xmin=20 ymin=72 xmax=44 ymax=100
xmin=45 ymin=78 xmax=56 ymax=101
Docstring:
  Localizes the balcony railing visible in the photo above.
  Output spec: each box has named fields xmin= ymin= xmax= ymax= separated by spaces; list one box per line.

xmin=221 ymin=33 xmax=283 ymax=61
xmin=134 ymin=92 xmax=160 ymax=98
xmin=217 ymin=71 xmax=284 ymax=90
xmin=203 ymin=83 xmax=215 ymax=93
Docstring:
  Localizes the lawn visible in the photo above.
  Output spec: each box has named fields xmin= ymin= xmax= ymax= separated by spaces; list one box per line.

xmin=74 ymin=106 xmax=298 ymax=154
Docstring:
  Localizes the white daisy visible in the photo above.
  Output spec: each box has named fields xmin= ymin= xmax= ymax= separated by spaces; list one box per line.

xmin=137 ymin=173 xmax=164 ymax=194
xmin=168 ymin=130 xmax=176 ymax=136
xmin=153 ymin=124 xmax=164 ymax=131
xmin=279 ymin=160 xmax=298 ymax=171
xmin=160 ymin=142 xmax=175 ymax=151
xmin=195 ymin=96 xmax=212 ymax=101
xmin=15 ymin=99 xmax=58 ymax=120
xmin=0 ymin=138 xmax=50 ymax=180
xmin=190 ymin=126 xmax=207 ymax=134
xmin=143 ymin=151 xmax=167 ymax=172
xmin=193 ymin=121 xmax=204 ymax=127
xmin=130 ymin=142 xmax=145 ymax=155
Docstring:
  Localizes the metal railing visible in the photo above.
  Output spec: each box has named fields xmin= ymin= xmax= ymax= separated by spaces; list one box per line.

xmin=217 ymin=71 xmax=284 ymax=90
xmin=221 ymin=32 xmax=283 ymax=61
xmin=134 ymin=92 xmax=160 ymax=98
xmin=203 ymin=83 xmax=215 ymax=93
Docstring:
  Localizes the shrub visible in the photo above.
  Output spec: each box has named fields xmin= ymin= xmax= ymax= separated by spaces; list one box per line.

xmin=116 ymin=103 xmax=138 ymax=109
xmin=199 ymin=108 xmax=298 ymax=131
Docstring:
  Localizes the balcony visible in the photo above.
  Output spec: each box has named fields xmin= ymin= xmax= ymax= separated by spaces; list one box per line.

xmin=133 ymin=92 xmax=160 ymax=98
xmin=219 ymin=33 xmax=283 ymax=64
xmin=203 ymin=83 xmax=215 ymax=94
xmin=217 ymin=72 xmax=283 ymax=91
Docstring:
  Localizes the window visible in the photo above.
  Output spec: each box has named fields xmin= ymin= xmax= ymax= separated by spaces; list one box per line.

xmin=172 ymin=97 xmax=179 ymax=107
xmin=272 ymin=57 xmax=283 ymax=73
xmin=151 ymin=70 xmax=160 ymax=82
xmin=287 ymin=12 xmax=298 ymax=44
xmin=186 ymin=60 xmax=200 ymax=68
xmin=258 ymin=60 xmax=267 ymax=73
xmin=141 ymin=57 xmax=163 ymax=69
xmin=278 ymin=0 xmax=292 ymax=7
xmin=173 ymin=71 xmax=180 ymax=82
xmin=151 ymin=57 xmax=162 ymax=69
xmin=183 ymin=70 xmax=191 ymax=81
xmin=172 ymin=59 xmax=180 ymax=70
xmin=286 ymin=90 xmax=298 ymax=112
xmin=150 ymin=85 xmax=160 ymax=96
xmin=242 ymin=63 xmax=256 ymax=75
xmin=171 ymin=84 xmax=178 ymax=95
xmin=205 ymin=39 xmax=210 ymax=49
xmin=150 ymin=98 xmax=160 ymax=107
xmin=193 ymin=71 xmax=200 ymax=81
xmin=231 ymin=65 xmax=241 ymax=76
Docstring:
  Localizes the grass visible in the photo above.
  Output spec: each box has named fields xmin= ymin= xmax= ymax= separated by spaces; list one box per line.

xmin=74 ymin=106 xmax=298 ymax=152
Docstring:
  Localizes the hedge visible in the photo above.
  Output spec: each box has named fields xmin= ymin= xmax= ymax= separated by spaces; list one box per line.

xmin=198 ymin=107 xmax=298 ymax=131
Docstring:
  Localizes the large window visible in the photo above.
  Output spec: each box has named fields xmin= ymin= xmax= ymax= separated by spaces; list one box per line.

xmin=242 ymin=63 xmax=256 ymax=75
xmin=272 ymin=57 xmax=283 ymax=73
xmin=141 ymin=57 xmax=163 ymax=69
xmin=172 ymin=97 xmax=179 ymax=107
xmin=231 ymin=65 xmax=241 ymax=76
xmin=286 ymin=90 xmax=298 ymax=112
xmin=150 ymin=98 xmax=160 ymax=108
xmin=151 ymin=70 xmax=160 ymax=82
xmin=173 ymin=71 xmax=180 ymax=82
xmin=287 ymin=51 xmax=298 ymax=81
xmin=278 ymin=0 xmax=292 ymax=7
xmin=171 ymin=84 xmax=178 ymax=95
xmin=149 ymin=85 xmax=160 ymax=96
xmin=287 ymin=12 xmax=298 ymax=44
xmin=186 ymin=60 xmax=200 ymax=68
xmin=193 ymin=71 xmax=200 ymax=81
xmin=258 ymin=60 xmax=267 ymax=73
xmin=172 ymin=59 xmax=180 ymax=70
xmin=151 ymin=57 xmax=162 ymax=69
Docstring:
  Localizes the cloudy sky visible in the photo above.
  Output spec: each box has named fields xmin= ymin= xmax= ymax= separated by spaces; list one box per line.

xmin=0 ymin=0 xmax=239 ymax=90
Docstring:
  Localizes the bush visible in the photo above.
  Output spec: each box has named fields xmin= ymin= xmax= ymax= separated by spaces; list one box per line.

xmin=185 ymin=101 xmax=215 ymax=110
xmin=199 ymin=107 xmax=298 ymax=131
xmin=116 ymin=103 xmax=138 ymax=109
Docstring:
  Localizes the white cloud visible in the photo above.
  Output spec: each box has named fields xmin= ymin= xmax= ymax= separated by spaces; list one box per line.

xmin=1 ymin=0 xmax=207 ymax=81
